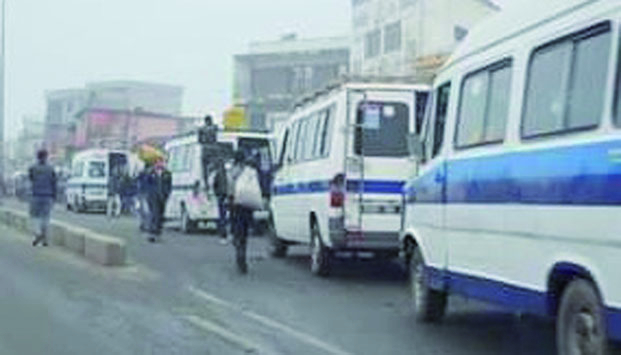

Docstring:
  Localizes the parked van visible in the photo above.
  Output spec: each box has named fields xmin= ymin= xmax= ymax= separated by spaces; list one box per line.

xmin=270 ymin=80 xmax=429 ymax=276
xmin=66 ymin=149 xmax=132 ymax=212
xmin=164 ymin=129 xmax=274 ymax=233
xmin=401 ymin=1 xmax=621 ymax=353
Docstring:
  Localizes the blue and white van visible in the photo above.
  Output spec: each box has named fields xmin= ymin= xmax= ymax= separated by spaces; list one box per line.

xmin=65 ymin=149 xmax=132 ymax=212
xmin=270 ymin=81 xmax=429 ymax=276
xmin=164 ymin=129 xmax=274 ymax=233
xmin=401 ymin=1 xmax=621 ymax=353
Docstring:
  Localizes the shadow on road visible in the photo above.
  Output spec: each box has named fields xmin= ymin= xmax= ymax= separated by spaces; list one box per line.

xmin=282 ymin=251 xmax=408 ymax=283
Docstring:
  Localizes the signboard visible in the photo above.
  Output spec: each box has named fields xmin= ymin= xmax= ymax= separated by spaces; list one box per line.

xmin=223 ymin=106 xmax=247 ymax=130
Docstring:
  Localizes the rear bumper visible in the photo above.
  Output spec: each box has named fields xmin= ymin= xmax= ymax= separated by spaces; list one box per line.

xmin=328 ymin=216 xmax=400 ymax=252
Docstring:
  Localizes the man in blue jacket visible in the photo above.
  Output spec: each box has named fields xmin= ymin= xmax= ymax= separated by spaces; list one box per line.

xmin=28 ymin=149 xmax=57 ymax=247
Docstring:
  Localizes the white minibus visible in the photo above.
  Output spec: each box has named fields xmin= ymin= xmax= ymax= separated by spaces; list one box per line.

xmin=270 ymin=81 xmax=429 ymax=276
xmin=164 ymin=129 xmax=274 ymax=233
xmin=401 ymin=1 xmax=621 ymax=353
xmin=66 ymin=149 xmax=131 ymax=212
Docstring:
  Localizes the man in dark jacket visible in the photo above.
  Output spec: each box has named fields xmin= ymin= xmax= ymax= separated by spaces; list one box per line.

xmin=28 ymin=149 xmax=57 ymax=247
xmin=213 ymin=158 xmax=229 ymax=242
xmin=146 ymin=158 xmax=172 ymax=242
xmin=136 ymin=163 xmax=152 ymax=231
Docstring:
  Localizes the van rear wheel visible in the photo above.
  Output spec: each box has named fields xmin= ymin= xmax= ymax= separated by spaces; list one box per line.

xmin=410 ymin=247 xmax=447 ymax=322
xmin=180 ymin=207 xmax=195 ymax=234
xmin=310 ymin=222 xmax=331 ymax=277
xmin=556 ymin=279 xmax=607 ymax=355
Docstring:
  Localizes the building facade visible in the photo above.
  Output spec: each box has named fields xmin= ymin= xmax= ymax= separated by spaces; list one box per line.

xmin=73 ymin=108 xmax=194 ymax=151
xmin=85 ymin=81 xmax=184 ymax=115
xmin=233 ymin=34 xmax=350 ymax=133
xmin=351 ymin=0 xmax=498 ymax=78
xmin=44 ymin=81 xmax=185 ymax=161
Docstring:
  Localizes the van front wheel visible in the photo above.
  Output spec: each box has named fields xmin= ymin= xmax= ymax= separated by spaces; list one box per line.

xmin=556 ymin=279 xmax=607 ymax=355
xmin=410 ymin=247 xmax=447 ymax=322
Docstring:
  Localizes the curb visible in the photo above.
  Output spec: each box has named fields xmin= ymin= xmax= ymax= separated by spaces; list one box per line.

xmin=0 ymin=207 xmax=127 ymax=266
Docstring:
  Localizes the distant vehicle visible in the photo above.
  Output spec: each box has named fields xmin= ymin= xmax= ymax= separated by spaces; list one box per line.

xmin=400 ymin=1 xmax=621 ymax=354
xmin=65 ymin=149 xmax=132 ymax=213
xmin=270 ymin=80 xmax=429 ymax=276
xmin=164 ymin=129 xmax=275 ymax=233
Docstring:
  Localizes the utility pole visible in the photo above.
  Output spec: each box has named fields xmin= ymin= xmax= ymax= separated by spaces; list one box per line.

xmin=0 ymin=0 xmax=6 ymax=192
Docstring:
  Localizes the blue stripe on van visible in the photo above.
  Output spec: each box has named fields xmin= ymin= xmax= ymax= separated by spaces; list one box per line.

xmin=66 ymin=183 xmax=107 ymax=189
xmin=426 ymin=266 xmax=621 ymax=340
xmin=273 ymin=180 xmax=405 ymax=196
xmin=407 ymin=140 xmax=621 ymax=205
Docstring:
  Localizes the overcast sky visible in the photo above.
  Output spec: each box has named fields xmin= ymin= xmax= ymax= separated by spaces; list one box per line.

xmin=5 ymin=0 xmax=506 ymax=140
xmin=5 ymin=0 xmax=351 ymax=138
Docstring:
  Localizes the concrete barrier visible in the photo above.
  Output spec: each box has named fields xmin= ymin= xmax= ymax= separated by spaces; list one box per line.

xmin=0 ymin=207 xmax=127 ymax=267
xmin=63 ymin=226 xmax=86 ymax=255
xmin=49 ymin=222 xmax=65 ymax=247
xmin=84 ymin=232 xmax=126 ymax=266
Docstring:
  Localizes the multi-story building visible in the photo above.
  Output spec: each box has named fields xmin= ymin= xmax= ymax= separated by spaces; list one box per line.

xmin=351 ymin=0 xmax=498 ymax=78
xmin=44 ymin=89 xmax=88 ymax=160
xmin=73 ymin=108 xmax=195 ymax=151
xmin=85 ymin=81 xmax=184 ymax=116
xmin=44 ymin=81 xmax=185 ymax=161
xmin=233 ymin=34 xmax=350 ymax=133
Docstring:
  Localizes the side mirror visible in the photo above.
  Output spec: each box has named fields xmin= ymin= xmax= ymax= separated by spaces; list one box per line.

xmin=407 ymin=133 xmax=424 ymax=161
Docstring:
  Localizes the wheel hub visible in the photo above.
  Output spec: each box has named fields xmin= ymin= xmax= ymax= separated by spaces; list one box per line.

xmin=569 ymin=311 xmax=601 ymax=355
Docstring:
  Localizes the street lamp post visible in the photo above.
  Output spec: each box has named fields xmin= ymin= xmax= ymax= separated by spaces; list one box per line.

xmin=0 ymin=0 xmax=6 ymax=195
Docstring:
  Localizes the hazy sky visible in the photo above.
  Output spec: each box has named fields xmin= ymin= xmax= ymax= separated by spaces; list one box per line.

xmin=5 ymin=0 xmax=351 ymax=138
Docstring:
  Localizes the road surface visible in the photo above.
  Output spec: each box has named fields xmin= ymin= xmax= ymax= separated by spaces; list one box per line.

xmin=3 ymin=199 xmax=618 ymax=354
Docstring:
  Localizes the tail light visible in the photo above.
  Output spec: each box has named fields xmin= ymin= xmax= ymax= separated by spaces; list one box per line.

xmin=330 ymin=173 xmax=345 ymax=208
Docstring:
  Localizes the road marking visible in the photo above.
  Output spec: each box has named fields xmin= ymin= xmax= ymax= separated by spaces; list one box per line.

xmin=183 ymin=315 xmax=260 ymax=353
xmin=188 ymin=286 xmax=353 ymax=355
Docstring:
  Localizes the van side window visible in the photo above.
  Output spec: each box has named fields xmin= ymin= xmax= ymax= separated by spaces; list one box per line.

xmin=295 ymin=119 xmax=309 ymax=162
xmin=432 ymin=82 xmax=451 ymax=158
xmin=289 ymin=121 xmax=300 ymax=163
xmin=306 ymin=113 xmax=320 ymax=160
xmin=319 ymin=105 xmax=335 ymax=157
xmin=279 ymin=129 xmax=289 ymax=166
xmin=456 ymin=59 xmax=512 ymax=148
xmin=523 ymin=22 xmax=611 ymax=138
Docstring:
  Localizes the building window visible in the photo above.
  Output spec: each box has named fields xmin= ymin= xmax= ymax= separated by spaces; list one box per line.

xmin=384 ymin=21 xmax=402 ymax=53
xmin=365 ymin=29 xmax=381 ymax=59
xmin=523 ymin=22 xmax=611 ymax=138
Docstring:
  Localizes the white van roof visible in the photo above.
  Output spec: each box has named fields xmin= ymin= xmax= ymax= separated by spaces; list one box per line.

xmin=444 ymin=0 xmax=603 ymax=72
xmin=73 ymin=149 xmax=128 ymax=161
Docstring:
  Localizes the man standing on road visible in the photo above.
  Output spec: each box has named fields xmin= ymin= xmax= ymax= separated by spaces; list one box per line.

xmin=213 ymin=158 xmax=229 ymax=243
xmin=137 ymin=163 xmax=152 ymax=231
xmin=28 ymin=149 xmax=57 ymax=247
xmin=146 ymin=158 xmax=172 ymax=243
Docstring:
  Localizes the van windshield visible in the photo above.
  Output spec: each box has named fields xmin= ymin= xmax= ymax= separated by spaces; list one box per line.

xmin=88 ymin=162 xmax=106 ymax=178
xmin=355 ymin=102 xmax=409 ymax=157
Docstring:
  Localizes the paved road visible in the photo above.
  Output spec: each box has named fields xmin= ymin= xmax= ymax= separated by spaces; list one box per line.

xmin=3 ymin=198 xmax=619 ymax=354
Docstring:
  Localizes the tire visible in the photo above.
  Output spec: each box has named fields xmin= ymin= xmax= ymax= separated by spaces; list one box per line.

xmin=556 ymin=279 xmax=607 ymax=355
xmin=180 ymin=207 xmax=195 ymax=234
xmin=267 ymin=218 xmax=288 ymax=258
xmin=310 ymin=222 xmax=331 ymax=277
xmin=410 ymin=247 xmax=447 ymax=322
